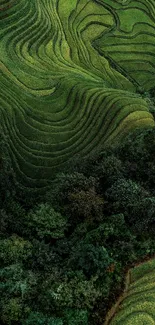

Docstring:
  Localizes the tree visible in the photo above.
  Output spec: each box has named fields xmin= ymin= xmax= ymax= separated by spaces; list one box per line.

xmin=0 ymin=130 xmax=16 ymax=209
xmin=0 ymin=235 xmax=32 ymax=265
xmin=25 ymin=204 xmax=67 ymax=241
xmin=45 ymin=172 xmax=98 ymax=210
xmin=42 ymin=271 xmax=101 ymax=310
xmin=68 ymin=187 xmax=104 ymax=222
xmin=117 ymin=127 xmax=155 ymax=188
xmin=105 ymin=178 xmax=148 ymax=212
xmin=64 ymin=308 xmax=88 ymax=325
xmin=1 ymin=298 xmax=23 ymax=324
xmin=22 ymin=312 xmax=63 ymax=325
xmin=68 ymin=243 xmax=113 ymax=277
xmin=92 ymin=154 xmax=125 ymax=189
xmin=131 ymin=197 xmax=155 ymax=233
xmin=0 ymin=264 xmax=38 ymax=324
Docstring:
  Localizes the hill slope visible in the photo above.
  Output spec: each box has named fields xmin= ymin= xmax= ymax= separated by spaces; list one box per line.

xmin=108 ymin=258 xmax=155 ymax=324
xmin=0 ymin=0 xmax=155 ymax=188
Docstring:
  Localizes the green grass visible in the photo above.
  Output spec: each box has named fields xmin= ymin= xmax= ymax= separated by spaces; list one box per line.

xmin=110 ymin=259 xmax=155 ymax=324
xmin=0 ymin=0 xmax=155 ymax=188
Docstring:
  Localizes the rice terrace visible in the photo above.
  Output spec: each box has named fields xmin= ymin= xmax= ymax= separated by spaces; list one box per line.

xmin=1 ymin=0 xmax=155 ymax=325
xmin=0 ymin=0 xmax=155 ymax=188
xmin=106 ymin=258 xmax=155 ymax=325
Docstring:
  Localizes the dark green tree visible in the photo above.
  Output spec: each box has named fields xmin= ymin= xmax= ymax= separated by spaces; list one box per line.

xmin=68 ymin=243 xmax=113 ymax=277
xmin=25 ymin=204 xmax=67 ymax=241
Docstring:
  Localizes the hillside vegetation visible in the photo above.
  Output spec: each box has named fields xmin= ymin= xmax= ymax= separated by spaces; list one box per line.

xmin=0 ymin=0 xmax=155 ymax=188
xmin=110 ymin=258 xmax=155 ymax=324
xmin=1 ymin=126 xmax=155 ymax=324
xmin=1 ymin=1 xmax=155 ymax=324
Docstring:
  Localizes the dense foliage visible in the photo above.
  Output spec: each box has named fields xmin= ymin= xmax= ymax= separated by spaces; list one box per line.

xmin=1 ymin=125 xmax=155 ymax=324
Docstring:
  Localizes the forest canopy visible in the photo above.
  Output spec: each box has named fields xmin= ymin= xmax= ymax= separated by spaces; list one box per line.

xmin=1 ymin=125 xmax=155 ymax=324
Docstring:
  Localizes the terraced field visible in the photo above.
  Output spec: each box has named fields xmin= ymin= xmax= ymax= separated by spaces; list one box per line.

xmin=0 ymin=0 xmax=155 ymax=188
xmin=107 ymin=258 xmax=155 ymax=325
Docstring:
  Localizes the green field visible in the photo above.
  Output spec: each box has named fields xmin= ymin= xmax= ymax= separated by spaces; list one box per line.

xmin=108 ymin=258 xmax=155 ymax=324
xmin=0 ymin=0 xmax=155 ymax=188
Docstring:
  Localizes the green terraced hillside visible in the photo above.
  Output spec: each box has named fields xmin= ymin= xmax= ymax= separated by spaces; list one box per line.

xmin=0 ymin=0 xmax=155 ymax=189
xmin=108 ymin=258 xmax=155 ymax=325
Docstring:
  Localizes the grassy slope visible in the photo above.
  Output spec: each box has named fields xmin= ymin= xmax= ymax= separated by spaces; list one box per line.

xmin=107 ymin=258 xmax=155 ymax=324
xmin=0 ymin=0 xmax=154 ymax=189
